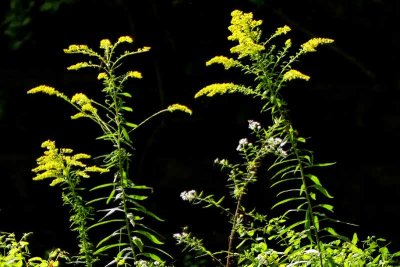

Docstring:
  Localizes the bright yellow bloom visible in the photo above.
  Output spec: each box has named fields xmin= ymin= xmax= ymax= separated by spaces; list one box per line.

xmin=138 ymin=46 xmax=151 ymax=52
xmin=100 ymin=39 xmax=112 ymax=49
xmin=85 ymin=166 xmax=109 ymax=173
xmin=117 ymin=36 xmax=134 ymax=44
xmin=227 ymin=10 xmax=264 ymax=58
xmin=97 ymin=72 xmax=108 ymax=80
xmin=81 ymin=103 xmax=97 ymax=114
xmin=282 ymin=69 xmax=310 ymax=81
xmin=285 ymin=39 xmax=292 ymax=48
xmin=63 ymin=44 xmax=90 ymax=53
xmin=206 ymin=56 xmax=239 ymax=69
xmin=126 ymin=71 xmax=143 ymax=79
xmin=67 ymin=62 xmax=90 ymax=70
xmin=71 ymin=93 xmax=90 ymax=106
xmin=27 ymin=85 xmax=68 ymax=100
xmin=167 ymin=104 xmax=192 ymax=115
xmin=71 ymin=113 xmax=86 ymax=119
xmin=273 ymin=25 xmax=291 ymax=37
xmin=195 ymin=83 xmax=237 ymax=98
xmin=301 ymin=38 xmax=334 ymax=53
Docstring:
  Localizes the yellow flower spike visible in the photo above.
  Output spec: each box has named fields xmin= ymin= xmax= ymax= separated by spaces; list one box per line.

xmin=85 ymin=166 xmax=109 ymax=173
xmin=206 ymin=56 xmax=239 ymax=69
xmin=138 ymin=46 xmax=151 ymax=52
xmin=63 ymin=44 xmax=90 ymax=53
xmin=81 ymin=103 xmax=97 ymax=114
xmin=301 ymin=38 xmax=334 ymax=53
xmin=67 ymin=62 xmax=90 ymax=71
xmin=49 ymin=178 xmax=65 ymax=186
xmin=285 ymin=39 xmax=292 ymax=49
xmin=97 ymin=72 xmax=108 ymax=80
xmin=27 ymin=85 xmax=69 ymax=101
xmin=167 ymin=104 xmax=192 ymax=115
xmin=273 ymin=25 xmax=291 ymax=37
xmin=71 ymin=93 xmax=90 ymax=106
xmin=282 ymin=69 xmax=310 ymax=81
xmin=126 ymin=70 xmax=143 ymax=79
xmin=100 ymin=39 xmax=112 ymax=49
xmin=195 ymin=83 xmax=237 ymax=98
xmin=117 ymin=36 xmax=134 ymax=44
xmin=71 ymin=113 xmax=86 ymax=120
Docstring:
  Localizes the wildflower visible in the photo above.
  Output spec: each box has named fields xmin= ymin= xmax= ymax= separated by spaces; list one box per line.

xmin=282 ymin=69 xmax=310 ymax=82
xmin=273 ymin=25 xmax=291 ymax=37
xmin=301 ymin=38 xmax=334 ymax=53
xmin=206 ymin=56 xmax=239 ymax=69
xmin=97 ymin=72 xmax=108 ymax=80
xmin=126 ymin=70 xmax=143 ymax=79
xmin=173 ymin=231 xmax=189 ymax=244
xmin=27 ymin=85 xmax=68 ymax=100
xmin=81 ymin=103 xmax=97 ymax=114
xmin=214 ymin=158 xmax=227 ymax=165
xmin=100 ymin=39 xmax=112 ymax=49
xmin=285 ymin=39 xmax=292 ymax=48
xmin=180 ymin=190 xmax=197 ymax=202
xmin=227 ymin=10 xmax=265 ymax=58
xmin=67 ymin=62 xmax=90 ymax=71
xmin=236 ymin=138 xmax=249 ymax=151
xmin=117 ymin=36 xmax=134 ymax=44
xmin=63 ymin=44 xmax=90 ymax=53
xmin=248 ymin=120 xmax=261 ymax=130
xmin=167 ymin=104 xmax=192 ymax=115
xmin=71 ymin=93 xmax=90 ymax=106
xmin=138 ymin=46 xmax=151 ymax=52
xmin=194 ymin=83 xmax=237 ymax=98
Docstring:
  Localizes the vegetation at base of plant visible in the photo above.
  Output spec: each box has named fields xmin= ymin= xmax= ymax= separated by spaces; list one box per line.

xmin=27 ymin=36 xmax=190 ymax=266
xmin=175 ymin=9 xmax=400 ymax=266
xmin=0 ymin=232 xmax=68 ymax=266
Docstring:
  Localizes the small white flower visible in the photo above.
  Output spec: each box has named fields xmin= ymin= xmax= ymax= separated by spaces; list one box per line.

xmin=173 ymin=232 xmax=189 ymax=244
xmin=180 ymin=190 xmax=197 ymax=202
xmin=236 ymin=138 xmax=249 ymax=151
xmin=277 ymin=147 xmax=288 ymax=158
xmin=248 ymin=120 xmax=261 ymax=130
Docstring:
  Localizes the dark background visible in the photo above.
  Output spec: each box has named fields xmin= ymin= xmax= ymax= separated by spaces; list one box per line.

xmin=0 ymin=0 xmax=399 ymax=263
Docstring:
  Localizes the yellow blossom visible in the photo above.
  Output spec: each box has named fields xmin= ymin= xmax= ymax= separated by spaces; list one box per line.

xmin=117 ymin=36 xmax=134 ymax=44
xmin=71 ymin=93 xmax=90 ymax=106
xmin=285 ymin=39 xmax=292 ymax=48
xmin=206 ymin=56 xmax=239 ymax=69
xmin=282 ymin=69 xmax=310 ymax=81
xmin=81 ymin=103 xmax=97 ymax=114
xmin=195 ymin=83 xmax=237 ymax=98
xmin=63 ymin=44 xmax=90 ymax=53
xmin=126 ymin=71 xmax=143 ymax=79
xmin=273 ymin=25 xmax=291 ymax=37
xmin=28 ymin=85 xmax=58 ymax=96
xmin=167 ymin=104 xmax=192 ymax=115
xmin=100 ymin=39 xmax=112 ymax=49
xmin=67 ymin=62 xmax=91 ymax=70
xmin=97 ymin=72 xmax=108 ymax=80
xmin=71 ymin=113 xmax=86 ymax=120
xmin=85 ymin=166 xmax=109 ymax=173
xmin=301 ymin=38 xmax=334 ymax=53
xmin=138 ymin=46 xmax=151 ymax=52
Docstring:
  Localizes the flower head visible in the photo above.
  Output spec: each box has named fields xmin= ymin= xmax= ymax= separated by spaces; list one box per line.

xmin=237 ymin=138 xmax=249 ymax=151
xmin=167 ymin=104 xmax=192 ymax=115
xmin=206 ymin=56 xmax=239 ymax=69
xmin=282 ymin=69 xmax=310 ymax=82
xmin=301 ymin=38 xmax=334 ymax=53
xmin=100 ymin=39 xmax=112 ymax=50
xmin=27 ymin=85 xmax=68 ymax=100
xmin=126 ymin=71 xmax=143 ymax=79
xmin=117 ymin=36 xmax=134 ymax=44
xmin=180 ymin=190 xmax=197 ymax=202
xmin=248 ymin=120 xmax=261 ymax=130
xmin=195 ymin=83 xmax=237 ymax=98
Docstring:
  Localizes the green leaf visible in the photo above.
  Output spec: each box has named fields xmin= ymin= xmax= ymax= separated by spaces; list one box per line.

xmin=90 ymin=182 xmax=116 ymax=191
xmin=132 ymin=236 xmax=144 ymax=252
xmin=306 ymin=174 xmax=321 ymax=186
xmin=127 ymin=194 xmax=148 ymax=201
xmin=312 ymin=184 xmax=334 ymax=199
xmin=140 ymin=252 xmax=163 ymax=262
xmin=124 ymin=122 xmax=137 ymax=128
xmin=94 ymin=243 xmax=129 ymax=255
xmin=119 ymin=92 xmax=132 ymax=98
xmin=121 ymin=106 xmax=133 ymax=112
xmin=88 ymin=219 xmax=125 ymax=231
xmin=312 ymin=162 xmax=336 ymax=167
xmin=313 ymin=215 xmax=320 ymax=230
xmin=134 ymin=230 xmax=164 ymax=245
xmin=352 ymin=233 xmax=358 ymax=245
xmin=271 ymin=197 xmax=305 ymax=210
xmin=316 ymin=204 xmax=334 ymax=212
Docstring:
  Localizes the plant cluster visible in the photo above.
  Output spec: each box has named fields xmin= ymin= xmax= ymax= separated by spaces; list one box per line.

xmin=1 ymin=8 xmax=399 ymax=267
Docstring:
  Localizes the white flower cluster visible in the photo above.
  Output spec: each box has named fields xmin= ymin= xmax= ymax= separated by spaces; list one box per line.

xmin=236 ymin=138 xmax=250 ymax=151
xmin=214 ymin=158 xmax=228 ymax=165
xmin=180 ymin=190 xmax=197 ymax=202
xmin=248 ymin=120 xmax=261 ymax=130
xmin=134 ymin=260 xmax=160 ymax=267
xmin=266 ymin=137 xmax=287 ymax=157
xmin=173 ymin=231 xmax=189 ymax=244
xmin=255 ymin=252 xmax=269 ymax=265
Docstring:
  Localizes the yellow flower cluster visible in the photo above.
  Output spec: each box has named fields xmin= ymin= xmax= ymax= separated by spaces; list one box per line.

xmin=282 ymin=69 xmax=310 ymax=81
xmin=63 ymin=44 xmax=90 ymax=54
xmin=195 ymin=83 xmax=237 ymax=98
xmin=273 ymin=25 xmax=291 ymax=37
xmin=67 ymin=62 xmax=90 ymax=71
xmin=167 ymin=104 xmax=192 ymax=115
xmin=206 ymin=56 xmax=239 ymax=69
xmin=71 ymin=93 xmax=97 ymax=117
xmin=97 ymin=72 xmax=108 ymax=80
xmin=228 ymin=10 xmax=265 ymax=58
xmin=301 ymin=38 xmax=334 ymax=53
xmin=126 ymin=71 xmax=143 ymax=79
xmin=32 ymin=140 xmax=108 ymax=186
xmin=117 ymin=36 xmax=134 ymax=44
xmin=100 ymin=39 xmax=112 ymax=50
xmin=27 ymin=85 xmax=68 ymax=100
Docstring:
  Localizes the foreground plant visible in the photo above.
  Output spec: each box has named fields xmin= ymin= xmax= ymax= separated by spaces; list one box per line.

xmin=28 ymin=36 xmax=190 ymax=266
xmin=176 ymin=10 xmax=400 ymax=266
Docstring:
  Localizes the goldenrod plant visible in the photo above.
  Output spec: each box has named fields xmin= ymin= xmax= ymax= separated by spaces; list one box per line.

xmin=28 ymin=36 xmax=191 ymax=266
xmin=176 ymin=10 xmax=400 ymax=266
